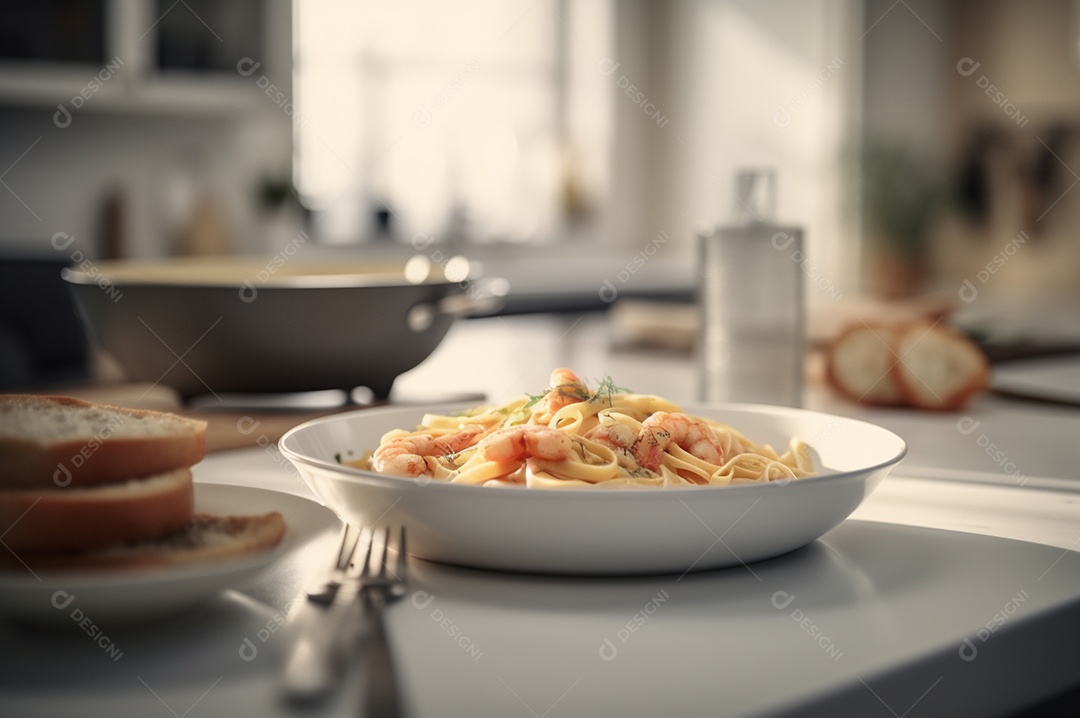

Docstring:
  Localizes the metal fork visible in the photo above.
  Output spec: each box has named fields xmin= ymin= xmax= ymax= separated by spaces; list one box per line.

xmin=307 ymin=522 xmax=365 ymax=606
xmin=281 ymin=524 xmax=407 ymax=707
xmin=360 ymin=526 xmax=408 ymax=718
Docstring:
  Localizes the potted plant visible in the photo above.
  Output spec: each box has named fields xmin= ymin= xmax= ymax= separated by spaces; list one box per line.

xmin=857 ymin=138 xmax=945 ymax=297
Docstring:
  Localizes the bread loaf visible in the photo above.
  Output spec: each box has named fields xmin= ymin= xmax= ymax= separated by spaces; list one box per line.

xmin=0 ymin=469 xmax=194 ymax=554
xmin=824 ymin=324 xmax=905 ymax=406
xmin=7 ymin=512 xmax=287 ymax=572
xmin=825 ymin=321 xmax=989 ymax=410
xmin=891 ymin=322 xmax=990 ymax=410
xmin=0 ymin=395 xmax=285 ymax=575
xmin=0 ymin=395 xmax=207 ymax=489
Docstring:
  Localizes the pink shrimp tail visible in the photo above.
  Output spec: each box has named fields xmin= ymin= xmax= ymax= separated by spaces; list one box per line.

xmin=545 ymin=368 xmax=590 ymax=413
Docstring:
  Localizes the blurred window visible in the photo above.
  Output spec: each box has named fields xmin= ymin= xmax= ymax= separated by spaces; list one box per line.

xmin=156 ymin=0 xmax=264 ymax=74
xmin=293 ymin=0 xmax=612 ymax=244
xmin=0 ymin=0 xmax=106 ymax=65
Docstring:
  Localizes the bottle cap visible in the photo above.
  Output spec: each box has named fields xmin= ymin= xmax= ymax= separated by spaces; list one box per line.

xmin=732 ymin=168 xmax=777 ymax=225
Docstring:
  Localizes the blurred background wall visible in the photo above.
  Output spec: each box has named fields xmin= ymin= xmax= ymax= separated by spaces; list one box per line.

xmin=0 ymin=1 xmax=855 ymax=275
xmin=2 ymin=0 xmax=1080 ymax=386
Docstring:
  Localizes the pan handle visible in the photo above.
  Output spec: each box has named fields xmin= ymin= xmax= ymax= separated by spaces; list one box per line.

xmin=406 ymin=277 xmax=509 ymax=332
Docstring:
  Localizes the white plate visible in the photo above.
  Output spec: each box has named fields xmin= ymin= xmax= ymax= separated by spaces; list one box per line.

xmin=0 ymin=484 xmax=338 ymax=623
xmin=280 ymin=403 xmax=907 ymax=575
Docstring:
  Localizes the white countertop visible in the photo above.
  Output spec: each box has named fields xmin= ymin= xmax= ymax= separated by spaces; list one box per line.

xmin=3 ymin=311 xmax=1080 ymax=717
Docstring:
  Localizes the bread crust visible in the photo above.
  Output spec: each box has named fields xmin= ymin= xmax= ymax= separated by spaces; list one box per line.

xmin=5 ymin=511 xmax=286 ymax=573
xmin=0 ymin=396 xmax=288 ymax=576
xmin=0 ymin=469 xmax=194 ymax=554
xmin=823 ymin=323 xmax=904 ymax=406
xmin=0 ymin=395 xmax=207 ymax=489
xmin=891 ymin=323 xmax=990 ymax=411
xmin=824 ymin=321 xmax=989 ymax=410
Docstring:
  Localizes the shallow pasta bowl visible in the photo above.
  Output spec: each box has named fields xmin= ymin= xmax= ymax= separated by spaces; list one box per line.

xmin=280 ymin=402 xmax=907 ymax=575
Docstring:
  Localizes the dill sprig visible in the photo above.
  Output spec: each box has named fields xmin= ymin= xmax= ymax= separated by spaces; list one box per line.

xmin=502 ymin=391 xmax=546 ymax=427
xmin=589 ymin=374 xmax=632 ymax=406
xmin=503 ymin=373 xmax=628 ymax=425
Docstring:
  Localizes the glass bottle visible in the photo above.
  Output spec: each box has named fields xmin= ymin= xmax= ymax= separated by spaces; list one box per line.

xmin=698 ymin=169 xmax=804 ymax=406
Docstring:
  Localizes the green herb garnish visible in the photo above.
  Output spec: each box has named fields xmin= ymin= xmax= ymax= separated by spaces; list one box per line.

xmin=589 ymin=374 xmax=632 ymax=406
xmin=502 ymin=391 xmax=547 ymax=426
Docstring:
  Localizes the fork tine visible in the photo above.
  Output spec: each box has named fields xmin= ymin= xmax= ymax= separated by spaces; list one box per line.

xmin=393 ymin=526 xmax=407 ymax=583
xmin=352 ymin=526 xmax=376 ymax=579
xmin=374 ymin=525 xmax=391 ymax=579
xmin=358 ymin=526 xmax=407 ymax=586
xmin=336 ymin=524 xmax=361 ymax=571
xmin=306 ymin=524 xmax=362 ymax=604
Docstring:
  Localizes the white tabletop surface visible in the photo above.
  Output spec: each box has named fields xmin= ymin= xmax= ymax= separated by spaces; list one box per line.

xmin=3 ymin=311 xmax=1080 ymax=717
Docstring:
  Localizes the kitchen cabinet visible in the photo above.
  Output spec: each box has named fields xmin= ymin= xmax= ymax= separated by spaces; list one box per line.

xmin=0 ymin=0 xmax=289 ymax=116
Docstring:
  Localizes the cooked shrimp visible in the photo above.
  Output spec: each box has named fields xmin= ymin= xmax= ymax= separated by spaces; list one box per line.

xmin=479 ymin=424 xmax=573 ymax=463
xmin=585 ymin=421 xmax=635 ymax=451
xmin=585 ymin=421 xmax=643 ymax=472
xmin=632 ymin=412 xmax=724 ymax=472
xmin=372 ymin=424 xmax=486 ymax=477
xmin=545 ymin=368 xmax=590 ymax=413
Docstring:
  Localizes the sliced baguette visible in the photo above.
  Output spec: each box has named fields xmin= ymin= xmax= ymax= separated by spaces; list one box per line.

xmin=0 ymin=395 xmax=207 ymax=489
xmin=824 ymin=323 xmax=905 ymax=406
xmin=891 ymin=322 xmax=990 ymax=410
xmin=6 ymin=512 xmax=286 ymax=573
xmin=0 ymin=468 xmax=194 ymax=554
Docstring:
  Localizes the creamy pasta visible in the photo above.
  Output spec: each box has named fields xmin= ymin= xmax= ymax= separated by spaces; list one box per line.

xmin=349 ymin=369 xmax=816 ymax=488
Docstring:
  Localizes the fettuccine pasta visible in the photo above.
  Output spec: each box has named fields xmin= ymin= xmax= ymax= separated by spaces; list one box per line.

xmin=348 ymin=369 xmax=816 ymax=488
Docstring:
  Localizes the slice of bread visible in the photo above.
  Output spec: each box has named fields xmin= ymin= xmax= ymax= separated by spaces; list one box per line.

xmin=0 ymin=395 xmax=207 ymax=489
xmin=825 ymin=321 xmax=990 ymax=410
xmin=0 ymin=468 xmax=194 ymax=555
xmin=824 ymin=323 xmax=905 ymax=406
xmin=0 ymin=395 xmax=288 ymax=577
xmin=8 ymin=512 xmax=286 ymax=573
xmin=892 ymin=322 xmax=990 ymax=410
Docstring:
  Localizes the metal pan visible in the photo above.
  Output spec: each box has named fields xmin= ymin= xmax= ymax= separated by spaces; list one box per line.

xmin=62 ymin=257 xmax=505 ymax=399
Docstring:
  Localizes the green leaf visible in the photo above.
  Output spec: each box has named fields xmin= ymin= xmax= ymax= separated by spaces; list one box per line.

xmin=499 ymin=390 xmax=546 ymax=427
xmin=589 ymin=374 xmax=632 ymax=405
xmin=502 ymin=409 xmax=527 ymax=427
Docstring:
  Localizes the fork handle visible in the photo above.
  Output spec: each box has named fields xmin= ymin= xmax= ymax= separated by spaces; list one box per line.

xmin=281 ymin=598 xmax=368 ymax=702
xmin=364 ymin=591 xmax=403 ymax=718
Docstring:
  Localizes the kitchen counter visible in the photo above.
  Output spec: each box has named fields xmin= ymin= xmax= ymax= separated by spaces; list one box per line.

xmin=2 ymin=309 xmax=1079 ymax=717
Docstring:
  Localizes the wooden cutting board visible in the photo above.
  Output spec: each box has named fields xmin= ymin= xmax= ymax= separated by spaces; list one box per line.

xmin=43 ymin=383 xmax=354 ymax=453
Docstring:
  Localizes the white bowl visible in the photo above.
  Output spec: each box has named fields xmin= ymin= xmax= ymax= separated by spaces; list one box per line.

xmin=279 ymin=403 xmax=906 ymax=575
